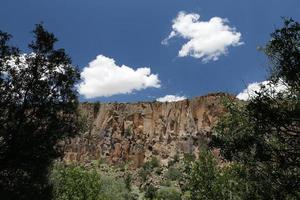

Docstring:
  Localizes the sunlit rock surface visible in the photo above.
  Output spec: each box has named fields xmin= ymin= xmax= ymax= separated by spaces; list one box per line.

xmin=63 ymin=93 xmax=234 ymax=168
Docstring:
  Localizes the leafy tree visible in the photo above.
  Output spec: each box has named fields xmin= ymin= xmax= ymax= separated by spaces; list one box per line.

xmin=212 ymin=18 xmax=300 ymax=199
xmin=187 ymin=150 xmax=218 ymax=200
xmin=0 ymin=24 xmax=80 ymax=199
xmin=186 ymin=149 xmax=256 ymax=200
xmin=51 ymin=164 xmax=130 ymax=200
xmin=51 ymin=164 xmax=103 ymax=200
xmin=266 ymin=18 xmax=300 ymax=91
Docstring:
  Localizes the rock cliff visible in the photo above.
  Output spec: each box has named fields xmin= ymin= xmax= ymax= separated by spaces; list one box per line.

xmin=62 ymin=93 xmax=232 ymax=168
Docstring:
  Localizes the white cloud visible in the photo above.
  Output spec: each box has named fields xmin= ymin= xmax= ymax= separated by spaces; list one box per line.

xmin=156 ymin=95 xmax=187 ymax=102
xmin=163 ymin=11 xmax=243 ymax=62
xmin=78 ymin=55 xmax=161 ymax=98
xmin=237 ymin=80 xmax=289 ymax=101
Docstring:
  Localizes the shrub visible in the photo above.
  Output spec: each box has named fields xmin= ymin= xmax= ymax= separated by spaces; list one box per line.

xmin=150 ymin=157 xmax=160 ymax=168
xmin=155 ymin=167 xmax=163 ymax=175
xmin=51 ymin=164 xmax=130 ymax=200
xmin=165 ymin=167 xmax=182 ymax=181
xmin=139 ymin=157 xmax=161 ymax=181
xmin=160 ymin=179 xmax=171 ymax=187
xmin=143 ymin=157 xmax=160 ymax=170
xmin=181 ymin=191 xmax=191 ymax=200
xmin=124 ymin=173 xmax=132 ymax=191
xmin=138 ymin=168 xmax=150 ymax=182
xmin=156 ymin=187 xmax=181 ymax=200
xmin=144 ymin=184 xmax=157 ymax=199
xmin=100 ymin=176 xmax=130 ymax=200
xmin=51 ymin=164 xmax=102 ymax=200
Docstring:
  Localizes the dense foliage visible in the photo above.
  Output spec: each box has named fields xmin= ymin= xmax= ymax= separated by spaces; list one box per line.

xmin=211 ymin=18 xmax=300 ymax=199
xmin=156 ymin=187 xmax=181 ymax=200
xmin=186 ymin=148 xmax=263 ymax=200
xmin=51 ymin=164 xmax=131 ymax=200
xmin=0 ymin=24 xmax=80 ymax=199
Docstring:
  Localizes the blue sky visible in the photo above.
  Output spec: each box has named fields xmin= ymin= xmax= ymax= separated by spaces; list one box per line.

xmin=0 ymin=0 xmax=299 ymax=102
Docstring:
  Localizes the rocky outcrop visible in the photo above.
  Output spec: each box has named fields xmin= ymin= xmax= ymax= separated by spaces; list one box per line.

xmin=62 ymin=93 xmax=233 ymax=168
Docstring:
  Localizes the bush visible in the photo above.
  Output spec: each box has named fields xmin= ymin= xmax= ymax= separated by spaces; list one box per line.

xmin=160 ymin=179 xmax=171 ymax=187
xmin=51 ymin=164 xmax=130 ymax=200
xmin=51 ymin=164 xmax=102 ymax=200
xmin=144 ymin=157 xmax=160 ymax=170
xmin=138 ymin=167 xmax=150 ymax=182
xmin=165 ymin=167 xmax=182 ymax=181
xmin=144 ymin=184 xmax=157 ymax=199
xmin=155 ymin=166 xmax=163 ymax=175
xmin=100 ymin=176 xmax=130 ymax=200
xmin=156 ymin=187 xmax=181 ymax=200
xmin=124 ymin=173 xmax=132 ymax=191
xmin=138 ymin=157 xmax=161 ymax=181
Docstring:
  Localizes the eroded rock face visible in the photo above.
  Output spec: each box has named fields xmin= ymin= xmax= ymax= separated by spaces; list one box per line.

xmin=63 ymin=93 xmax=232 ymax=168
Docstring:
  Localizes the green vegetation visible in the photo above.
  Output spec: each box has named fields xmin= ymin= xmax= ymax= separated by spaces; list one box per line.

xmin=144 ymin=184 xmax=157 ymax=199
xmin=165 ymin=167 xmax=182 ymax=181
xmin=138 ymin=156 xmax=161 ymax=181
xmin=210 ymin=18 xmax=300 ymax=200
xmin=147 ymin=156 xmax=161 ymax=169
xmin=184 ymin=149 xmax=257 ymax=200
xmin=156 ymin=187 xmax=181 ymax=200
xmin=51 ymin=164 xmax=131 ymax=200
xmin=0 ymin=24 xmax=80 ymax=199
xmin=179 ymin=18 xmax=300 ymax=200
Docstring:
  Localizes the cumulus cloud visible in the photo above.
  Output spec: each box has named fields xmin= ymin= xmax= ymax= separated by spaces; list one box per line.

xmin=163 ymin=11 xmax=243 ymax=62
xmin=237 ymin=80 xmax=289 ymax=101
xmin=78 ymin=55 xmax=161 ymax=98
xmin=156 ymin=95 xmax=187 ymax=102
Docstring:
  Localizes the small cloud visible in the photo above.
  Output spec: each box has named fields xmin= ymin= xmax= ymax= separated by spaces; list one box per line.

xmin=156 ymin=95 xmax=187 ymax=102
xmin=163 ymin=11 xmax=243 ymax=62
xmin=78 ymin=55 xmax=161 ymax=98
xmin=237 ymin=80 xmax=288 ymax=101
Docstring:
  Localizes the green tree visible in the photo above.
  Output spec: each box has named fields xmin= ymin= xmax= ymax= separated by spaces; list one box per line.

xmin=212 ymin=18 xmax=300 ymax=199
xmin=187 ymin=150 xmax=218 ymax=200
xmin=186 ymin=149 xmax=256 ymax=200
xmin=0 ymin=24 xmax=80 ymax=199
xmin=51 ymin=164 xmax=130 ymax=200
xmin=51 ymin=165 xmax=103 ymax=200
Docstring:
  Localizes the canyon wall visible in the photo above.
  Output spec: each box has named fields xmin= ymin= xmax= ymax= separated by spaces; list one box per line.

xmin=62 ymin=93 xmax=232 ymax=168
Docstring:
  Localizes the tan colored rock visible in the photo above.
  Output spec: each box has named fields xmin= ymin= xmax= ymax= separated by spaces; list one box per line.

xmin=63 ymin=93 xmax=234 ymax=167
